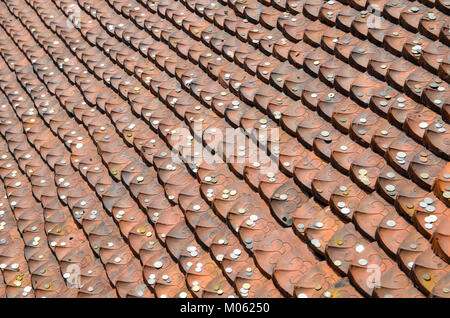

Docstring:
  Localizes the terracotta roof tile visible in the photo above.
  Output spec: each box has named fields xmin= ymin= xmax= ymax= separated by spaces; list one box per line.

xmin=0 ymin=0 xmax=447 ymax=298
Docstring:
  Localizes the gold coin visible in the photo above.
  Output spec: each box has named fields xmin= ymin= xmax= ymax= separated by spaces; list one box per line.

xmin=137 ymin=227 xmax=146 ymax=234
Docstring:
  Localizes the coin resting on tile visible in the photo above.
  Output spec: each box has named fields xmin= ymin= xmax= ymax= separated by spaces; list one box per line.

xmin=0 ymin=0 xmax=447 ymax=299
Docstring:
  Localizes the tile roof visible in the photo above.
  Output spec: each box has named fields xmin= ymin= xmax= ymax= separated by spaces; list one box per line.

xmin=0 ymin=0 xmax=448 ymax=298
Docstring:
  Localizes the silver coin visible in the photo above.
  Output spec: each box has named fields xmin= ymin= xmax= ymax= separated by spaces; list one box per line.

xmin=385 ymin=184 xmax=396 ymax=192
xmin=358 ymin=258 xmax=368 ymax=266
xmin=386 ymin=172 xmax=396 ymax=179
xmin=355 ymin=244 xmax=365 ymax=253
xmin=311 ymin=239 xmax=321 ymax=248
xmin=337 ymin=201 xmax=346 ymax=208
xmin=153 ymin=261 xmax=163 ymax=268
xmin=339 ymin=186 xmax=348 ymax=192
xmin=341 ymin=207 xmax=350 ymax=215
xmin=386 ymin=220 xmax=396 ymax=227
xmin=424 ymin=215 xmax=437 ymax=223
xmin=314 ymin=222 xmax=324 ymax=228
xmin=418 ymin=122 xmax=429 ymax=129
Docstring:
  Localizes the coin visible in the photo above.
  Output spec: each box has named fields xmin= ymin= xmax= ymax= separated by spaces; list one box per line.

xmin=358 ymin=169 xmax=367 ymax=176
xmin=385 ymin=184 xmax=396 ymax=192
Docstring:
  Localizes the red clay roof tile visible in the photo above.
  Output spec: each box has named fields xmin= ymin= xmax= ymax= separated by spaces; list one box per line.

xmin=0 ymin=0 xmax=447 ymax=298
